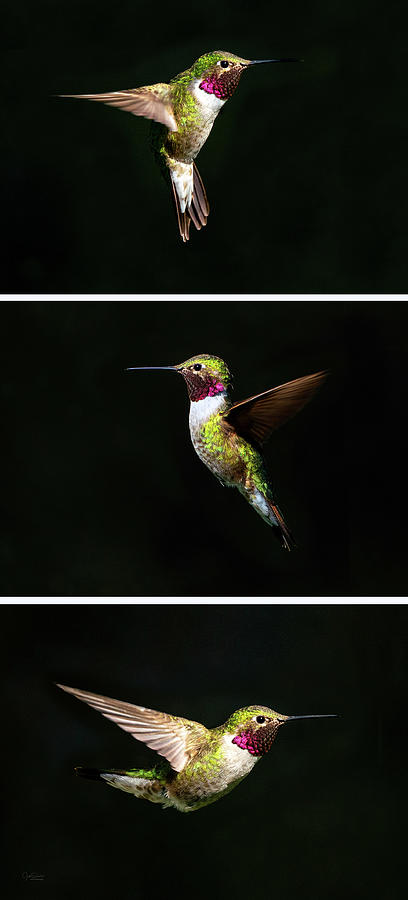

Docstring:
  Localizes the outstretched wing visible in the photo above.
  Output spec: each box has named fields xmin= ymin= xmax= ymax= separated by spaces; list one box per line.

xmin=60 ymin=85 xmax=178 ymax=132
xmin=224 ymin=371 xmax=327 ymax=446
xmin=57 ymin=684 xmax=208 ymax=772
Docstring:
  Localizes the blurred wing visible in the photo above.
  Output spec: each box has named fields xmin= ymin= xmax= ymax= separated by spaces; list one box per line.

xmin=57 ymin=684 xmax=207 ymax=772
xmin=61 ymin=85 xmax=178 ymax=132
xmin=224 ymin=371 xmax=327 ymax=445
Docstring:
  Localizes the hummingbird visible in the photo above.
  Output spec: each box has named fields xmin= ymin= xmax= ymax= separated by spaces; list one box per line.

xmin=57 ymin=683 xmax=336 ymax=813
xmin=60 ymin=50 xmax=299 ymax=241
xmin=126 ymin=354 xmax=327 ymax=550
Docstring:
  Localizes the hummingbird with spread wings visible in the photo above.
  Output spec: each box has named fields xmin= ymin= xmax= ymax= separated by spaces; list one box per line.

xmin=126 ymin=354 xmax=326 ymax=549
xmin=61 ymin=50 xmax=299 ymax=241
xmin=57 ymin=683 xmax=336 ymax=813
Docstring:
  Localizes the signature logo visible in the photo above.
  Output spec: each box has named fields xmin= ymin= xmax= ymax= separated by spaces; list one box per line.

xmin=21 ymin=872 xmax=45 ymax=882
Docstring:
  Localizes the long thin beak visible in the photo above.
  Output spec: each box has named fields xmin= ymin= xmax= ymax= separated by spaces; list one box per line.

xmin=250 ymin=58 xmax=301 ymax=64
xmin=125 ymin=366 xmax=179 ymax=373
xmin=284 ymin=714 xmax=338 ymax=722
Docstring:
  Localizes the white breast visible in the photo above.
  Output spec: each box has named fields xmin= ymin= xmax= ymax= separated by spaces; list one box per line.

xmin=221 ymin=733 xmax=260 ymax=779
xmin=188 ymin=392 xmax=228 ymax=432
xmin=191 ymin=80 xmax=227 ymax=115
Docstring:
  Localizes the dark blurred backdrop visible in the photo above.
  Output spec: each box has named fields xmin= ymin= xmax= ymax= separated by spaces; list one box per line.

xmin=3 ymin=0 xmax=407 ymax=292
xmin=1 ymin=299 xmax=407 ymax=596
xmin=3 ymin=603 xmax=407 ymax=899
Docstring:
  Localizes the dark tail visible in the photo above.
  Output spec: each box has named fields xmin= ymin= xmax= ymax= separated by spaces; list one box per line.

xmin=246 ymin=487 xmax=297 ymax=550
xmin=75 ymin=766 xmax=105 ymax=781
xmin=270 ymin=503 xmax=296 ymax=551
xmin=75 ymin=766 xmax=127 ymax=781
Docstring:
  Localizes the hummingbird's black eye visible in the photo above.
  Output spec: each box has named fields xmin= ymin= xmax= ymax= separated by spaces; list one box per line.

xmin=193 ymin=363 xmax=202 ymax=371
xmin=220 ymin=60 xmax=230 ymax=68
xmin=256 ymin=715 xmax=266 ymax=724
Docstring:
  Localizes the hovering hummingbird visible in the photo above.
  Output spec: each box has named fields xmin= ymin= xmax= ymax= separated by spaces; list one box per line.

xmin=61 ymin=50 xmax=299 ymax=241
xmin=126 ymin=354 xmax=326 ymax=550
xmin=57 ymin=684 xmax=336 ymax=813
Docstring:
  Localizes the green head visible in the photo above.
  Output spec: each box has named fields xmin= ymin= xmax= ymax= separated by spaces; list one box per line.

xmin=172 ymin=51 xmax=301 ymax=102
xmin=223 ymin=706 xmax=337 ymax=757
xmin=175 ymin=354 xmax=232 ymax=401
xmin=126 ymin=354 xmax=233 ymax=403
xmin=190 ymin=51 xmax=252 ymax=78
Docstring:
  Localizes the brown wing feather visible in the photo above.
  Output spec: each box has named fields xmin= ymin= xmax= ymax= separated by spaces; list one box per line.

xmin=61 ymin=86 xmax=178 ymax=132
xmin=57 ymin=684 xmax=208 ymax=772
xmin=224 ymin=371 xmax=327 ymax=445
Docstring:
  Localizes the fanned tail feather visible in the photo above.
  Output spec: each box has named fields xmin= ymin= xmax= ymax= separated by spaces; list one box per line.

xmin=171 ymin=162 xmax=209 ymax=242
xmin=171 ymin=178 xmax=191 ymax=242
xmin=191 ymin=163 xmax=210 ymax=227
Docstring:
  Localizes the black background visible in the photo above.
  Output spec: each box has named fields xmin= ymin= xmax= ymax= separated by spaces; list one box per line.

xmin=3 ymin=1 xmax=407 ymax=894
xmin=3 ymin=0 xmax=407 ymax=292
xmin=3 ymin=603 xmax=407 ymax=899
xmin=1 ymin=298 xmax=407 ymax=597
